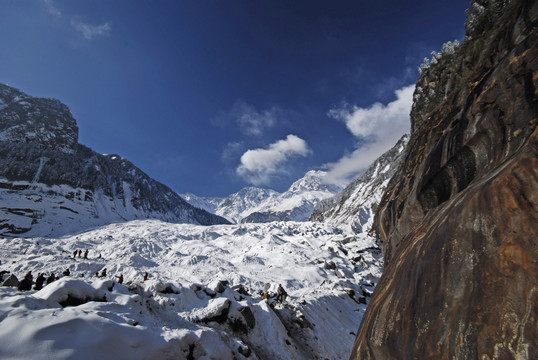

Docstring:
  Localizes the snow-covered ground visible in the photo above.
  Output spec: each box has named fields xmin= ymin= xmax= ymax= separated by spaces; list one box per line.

xmin=0 ymin=220 xmax=382 ymax=359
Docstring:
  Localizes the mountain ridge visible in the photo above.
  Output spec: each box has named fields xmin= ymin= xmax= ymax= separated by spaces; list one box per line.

xmin=184 ymin=170 xmax=342 ymax=224
xmin=310 ymin=134 xmax=408 ymax=234
xmin=0 ymin=83 xmax=229 ymax=237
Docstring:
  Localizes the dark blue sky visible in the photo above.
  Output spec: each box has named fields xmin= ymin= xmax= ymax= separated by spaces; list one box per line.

xmin=1 ymin=0 xmax=470 ymax=196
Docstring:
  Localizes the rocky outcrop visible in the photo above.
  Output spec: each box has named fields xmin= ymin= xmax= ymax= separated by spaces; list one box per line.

xmin=351 ymin=0 xmax=537 ymax=359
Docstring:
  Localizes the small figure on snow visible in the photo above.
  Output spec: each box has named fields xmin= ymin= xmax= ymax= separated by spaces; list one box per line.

xmin=34 ymin=273 xmax=45 ymax=290
xmin=116 ymin=274 xmax=124 ymax=284
xmin=46 ymin=273 xmax=56 ymax=285
xmin=78 ymin=250 xmax=82 ymax=258
xmin=17 ymin=272 xmax=33 ymax=291
xmin=143 ymin=272 xmax=148 ymax=281
xmin=73 ymin=250 xmax=78 ymax=258
xmin=276 ymin=284 xmax=287 ymax=304
xmin=62 ymin=268 xmax=70 ymax=277
xmin=100 ymin=268 xmax=107 ymax=278
xmin=83 ymin=250 xmax=88 ymax=259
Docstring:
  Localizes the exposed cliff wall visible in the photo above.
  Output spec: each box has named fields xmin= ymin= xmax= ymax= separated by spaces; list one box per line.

xmin=351 ymin=0 xmax=537 ymax=358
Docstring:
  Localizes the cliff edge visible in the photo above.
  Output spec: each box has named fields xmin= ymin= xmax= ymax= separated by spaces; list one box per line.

xmin=351 ymin=0 xmax=537 ymax=358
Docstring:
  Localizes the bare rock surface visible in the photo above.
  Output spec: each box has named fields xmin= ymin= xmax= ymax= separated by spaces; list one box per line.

xmin=351 ymin=0 xmax=537 ymax=358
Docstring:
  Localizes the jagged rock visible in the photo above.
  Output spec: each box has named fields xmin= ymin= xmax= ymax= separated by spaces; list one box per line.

xmin=238 ymin=345 xmax=252 ymax=357
xmin=191 ymin=298 xmax=231 ymax=324
xmin=334 ymin=269 xmax=345 ymax=279
xmin=205 ymin=280 xmax=228 ymax=296
xmin=1 ymin=274 xmax=19 ymax=287
xmin=352 ymin=1 xmax=538 ymax=359
xmin=232 ymin=284 xmax=250 ymax=297
xmin=295 ymin=312 xmax=313 ymax=329
xmin=238 ymin=306 xmax=256 ymax=329
xmin=323 ymin=261 xmax=336 ymax=270
xmin=157 ymin=283 xmax=180 ymax=294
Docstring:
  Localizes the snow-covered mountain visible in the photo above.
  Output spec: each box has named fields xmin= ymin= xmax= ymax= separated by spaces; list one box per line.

xmin=0 ymin=83 xmax=229 ymax=237
xmin=310 ymin=135 xmax=408 ymax=234
xmin=0 ymin=219 xmax=382 ymax=360
xmin=183 ymin=187 xmax=280 ymax=223
xmin=184 ymin=170 xmax=342 ymax=223
xmin=241 ymin=170 xmax=342 ymax=223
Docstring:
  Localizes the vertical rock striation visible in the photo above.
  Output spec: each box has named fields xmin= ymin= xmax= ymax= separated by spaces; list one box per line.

xmin=351 ymin=0 xmax=537 ymax=358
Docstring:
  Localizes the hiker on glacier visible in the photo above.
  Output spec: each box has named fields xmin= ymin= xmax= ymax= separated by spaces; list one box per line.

xmin=17 ymin=271 xmax=33 ymax=291
xmin=276 ymin=284 xmax=288 ymax=304
xmin=34 ymin=273 xmax=45 ymax=290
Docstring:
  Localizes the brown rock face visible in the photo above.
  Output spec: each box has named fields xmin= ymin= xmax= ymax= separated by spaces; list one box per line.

xmin=351 ymin=0 xmax=537 ymax=359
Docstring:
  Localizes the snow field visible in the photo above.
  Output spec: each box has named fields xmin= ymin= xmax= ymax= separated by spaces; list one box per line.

xmin=0 ymin=219 xmax=382 ymax=359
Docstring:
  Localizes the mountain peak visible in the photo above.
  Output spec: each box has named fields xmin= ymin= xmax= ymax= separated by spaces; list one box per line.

xmin=0 ymin=83 xmax=229 ymax=236
xmin=0 ymin=83 xmax=78 ymax=154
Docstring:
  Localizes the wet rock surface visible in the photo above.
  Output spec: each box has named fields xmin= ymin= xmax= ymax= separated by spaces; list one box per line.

xmin=351 ymin=0 xmax=537 ymax=359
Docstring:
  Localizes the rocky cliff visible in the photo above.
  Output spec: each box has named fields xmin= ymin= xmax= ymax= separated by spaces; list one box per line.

xmin=0 ymin=83 xmax=229 ymax=236
xmin=351 ymin=0 xmax=537 ymax=359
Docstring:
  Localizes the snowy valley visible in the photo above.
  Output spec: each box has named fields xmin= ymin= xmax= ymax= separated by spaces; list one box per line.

xmin=0 ymin=220 xmax=382 ymax=359
xmin=0 ymin=83 xmax=407 ymax=359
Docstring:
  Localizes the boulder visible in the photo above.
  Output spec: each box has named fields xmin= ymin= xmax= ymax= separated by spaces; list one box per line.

xmin=1 ymin=274 xmax=19 ymax=287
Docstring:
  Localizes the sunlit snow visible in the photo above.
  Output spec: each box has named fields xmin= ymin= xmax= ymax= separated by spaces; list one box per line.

xmin=0 ymin=220 xmax=382 ymax=359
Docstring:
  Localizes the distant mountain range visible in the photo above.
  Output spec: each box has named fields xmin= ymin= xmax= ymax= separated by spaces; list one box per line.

xmin=0 ymin=83 xmax=229 ymax=237
xmin=0 ymin=82 xmax=409 ymax=238
xmin=184 ymin=136 xmax=408 ymax=231
xmin=183 ymin=170 xmax=343 ymax=223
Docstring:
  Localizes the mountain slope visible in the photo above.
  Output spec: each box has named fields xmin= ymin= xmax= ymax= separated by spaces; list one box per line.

xmin=310 ymin=135 xmax=408 ymax=234
xmin=0 ymin=83 xmax=229 ymax=237
xmin=241 ymin=170 xmax=342 ymax=223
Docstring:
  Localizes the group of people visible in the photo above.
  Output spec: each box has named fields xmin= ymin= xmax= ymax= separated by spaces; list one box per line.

xmin=0 ymin=268 xmax=143 ymax=292
xmin=10 ymin=271 xmax=59 ymax=291
xmin=3 ymin=268 xmax=289 ymax=307
xmin=1 ymin=245 xmax=149 ymax=292
xmin=73 ymin=249 xmax=89 ymax=259
xmin=92 ymin=269 xmax=149 ymax=284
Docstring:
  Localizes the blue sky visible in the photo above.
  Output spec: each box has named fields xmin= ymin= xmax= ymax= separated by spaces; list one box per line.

xmin=1 ymin=0 xmax=470 ymax=197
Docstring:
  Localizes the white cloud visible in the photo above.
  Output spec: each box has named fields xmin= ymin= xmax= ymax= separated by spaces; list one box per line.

xmin=213 ymin=100 xmax=279 ymax=136
xmin=237 ymin=135 xmax=312 ymax=185
xmin=324 ymin=84 xmax=414 ymax=184
xmin=42 ymin=0 xmax=61 ymax=17
xmin=71 ymin=18 xmax=111 ymax=40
